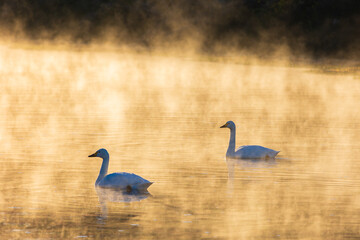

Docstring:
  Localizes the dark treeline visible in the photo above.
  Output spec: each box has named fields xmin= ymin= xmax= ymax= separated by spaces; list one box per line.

xmin=0 ymin=0 xmax=359 ymax=59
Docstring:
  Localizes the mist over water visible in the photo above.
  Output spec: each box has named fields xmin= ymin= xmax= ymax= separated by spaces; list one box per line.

xmin=0 ymin=44 xmax=359 ymax=239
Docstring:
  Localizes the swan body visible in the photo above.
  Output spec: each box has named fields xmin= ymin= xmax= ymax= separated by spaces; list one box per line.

xmin=220 ymin=121 xmax=279 ymax=159
xmin=89 ymin=148 xmax=152 ymax=191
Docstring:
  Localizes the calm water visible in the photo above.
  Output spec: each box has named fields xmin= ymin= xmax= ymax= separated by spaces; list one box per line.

xmin=0 ymin=46 xmax=359 ymax=239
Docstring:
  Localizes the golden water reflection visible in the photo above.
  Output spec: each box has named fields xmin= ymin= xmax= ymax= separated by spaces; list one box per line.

xmin=0 ymin=45 xmax=359 ymax=239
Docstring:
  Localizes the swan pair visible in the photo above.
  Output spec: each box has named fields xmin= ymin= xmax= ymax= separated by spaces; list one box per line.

xmin=89 ymin=120 xmax=279 ymax=190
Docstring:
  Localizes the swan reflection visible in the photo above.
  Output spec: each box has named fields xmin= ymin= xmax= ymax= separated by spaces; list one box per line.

xmin=226 ymin=156 xmax=277 ymax=179
xmin=96 ymin=187 xmax=151 ymax=219
xmin=226 ymin=156 xmax=277 ymax=194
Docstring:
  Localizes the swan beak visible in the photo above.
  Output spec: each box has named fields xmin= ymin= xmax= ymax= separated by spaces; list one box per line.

xmin=88 ymin=152 xmax=97 ymax=157
xmin=220 ymin=124 xmax=227 ymax=128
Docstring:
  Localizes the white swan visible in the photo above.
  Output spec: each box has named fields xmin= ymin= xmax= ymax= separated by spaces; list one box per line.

xmin=88 ymin=148 xmax=153 ymax=191
xmin=220 ymin=121 xmax=279 ymax=159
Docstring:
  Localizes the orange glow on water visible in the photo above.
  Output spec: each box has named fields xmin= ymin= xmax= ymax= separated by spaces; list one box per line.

xmin=0 ymin=43 xmax=359 ymax=239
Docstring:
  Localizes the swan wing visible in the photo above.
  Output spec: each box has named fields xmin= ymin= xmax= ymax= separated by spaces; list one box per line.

xmin=98 ymin=172 xmax=152 ymax=190
xmin=234 ymin=145 xmax=279 ymax=159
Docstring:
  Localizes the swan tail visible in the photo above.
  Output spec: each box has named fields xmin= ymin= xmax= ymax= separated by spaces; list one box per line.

xmin=136 ymin=182 xmax=153 ymax=191
xmin=265 ymin=150 xmax=280 ymax=159
xmin=272 ymin=151 xmax=280 ymax=158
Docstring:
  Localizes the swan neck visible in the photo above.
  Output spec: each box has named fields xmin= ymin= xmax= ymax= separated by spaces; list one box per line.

xmin=96 ymin=156 xmax=109 ymax=185
xmin=227 ymin=127 xmax=236 ymax=155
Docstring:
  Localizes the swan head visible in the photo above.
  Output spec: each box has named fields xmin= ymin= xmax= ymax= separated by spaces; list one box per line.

xmin=220 ymin=121 xmax=236 ymax=130
xmin=88 ymin=148 xmax=109 ymax=159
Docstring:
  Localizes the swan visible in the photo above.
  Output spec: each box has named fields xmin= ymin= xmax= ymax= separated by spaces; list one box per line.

xmin=220 ymin=121 xmax=279 ymax=159
xmin=88 ymin=148 xmax=153 ymax=191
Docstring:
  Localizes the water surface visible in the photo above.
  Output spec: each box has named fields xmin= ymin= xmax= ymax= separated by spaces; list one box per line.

xmin=0 ymin=46 xmax=359 ymax=239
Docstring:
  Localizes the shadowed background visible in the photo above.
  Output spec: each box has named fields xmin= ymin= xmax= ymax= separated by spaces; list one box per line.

xmin=0 ymin=0 xmax=360 ymax=59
